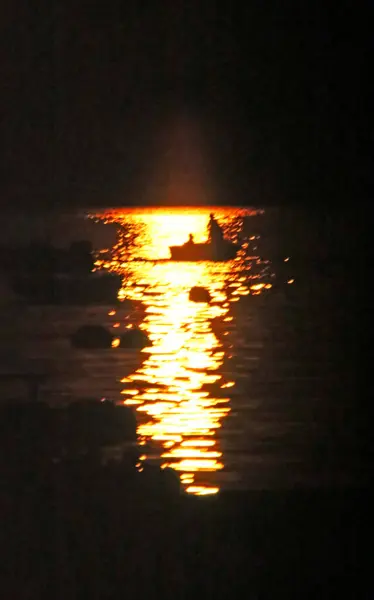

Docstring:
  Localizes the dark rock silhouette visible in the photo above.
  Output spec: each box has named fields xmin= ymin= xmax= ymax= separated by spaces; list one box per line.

xmin=141 ymin=464 xmax=182 ymax=494
xmin=70 ymin=325 xmax=150 ymax=349
xmin=0 ymin=401 xmax=55 ymax=451
xmin=189 ymin=286 xmax=212 ymax=303
xmin=0 ymin=398 xmax=366 ymax=599
xmin=67 ymin=240 xmax=94 ymax=274
xmin=11 ymin=272 xmax=122 ymax=305
xmin=120 ymin=328 xmax=150 ymax=349
xmin=71 ymin=325 xmax=113 ymax=348
xmin=66 ymin=398 xmax=137 ymax=449
xmin=0 ymin=240 xmax=94 ymax=276
xmin=0 ymin=398 xmax=138 ymax=468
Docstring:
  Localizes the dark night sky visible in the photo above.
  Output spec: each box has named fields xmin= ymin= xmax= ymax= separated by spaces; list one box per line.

xmin=1 ymin=1 xmax=372 ymax=209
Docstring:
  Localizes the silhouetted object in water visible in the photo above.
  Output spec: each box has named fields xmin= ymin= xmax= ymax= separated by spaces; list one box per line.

xmin=170 ymin=240 xmax=238 ymax=261
xmin=189 ymin=286 xmax=212 ymax=303
xmin=67 ymin=240 xmax=95 ymax=274
xmin=71 ymin=325 xmax=113 ymax=349
xmin=66 ymin=399 xmax=137 ymax=451
xmin=169 ymin=215 xmax=239 ymax=261
xmin=11 ymin=271 xmax=122 ymax=305
xmin=70 ymin=325 xmax=150 ymax=349
xmin=0 ymin=240 xmax=94 ymax=276
xmin=139 ymin=464 xmax=182 ymax=495
xmin=119 ymin=328 xmax=150 ymax=349
xmin=0 ymin=399 xmax=138 ymax=467
xmin=208 ymin=213 xmax=224 ymax=244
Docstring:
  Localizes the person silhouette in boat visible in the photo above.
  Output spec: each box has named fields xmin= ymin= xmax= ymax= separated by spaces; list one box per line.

xmin=187 ymin=233 xmax=194 ymax=244
xmin=208 ymin=213 xmax=224 ymax=244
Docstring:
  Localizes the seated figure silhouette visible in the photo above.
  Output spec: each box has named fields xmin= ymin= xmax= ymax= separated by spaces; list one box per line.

xmin=208 ymin=213 xmax=224 ymax=244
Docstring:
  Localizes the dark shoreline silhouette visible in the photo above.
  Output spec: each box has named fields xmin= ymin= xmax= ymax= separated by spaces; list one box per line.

xmin=0 ymin=397 xmax=367 ymax=599
xmin=1 ymin=470 xmax=366 ymax=597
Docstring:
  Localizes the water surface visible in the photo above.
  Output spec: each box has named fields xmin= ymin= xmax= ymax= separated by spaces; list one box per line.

xmin=1 ymin=206 xmax=362 ymax=494
xmin=93 ymin=206 xmax=274 ymax=494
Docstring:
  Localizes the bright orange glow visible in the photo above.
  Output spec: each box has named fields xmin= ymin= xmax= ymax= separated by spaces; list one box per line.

xmin=151 ymin=434 xmax=183 ymax=442
xmin=111 ymin=337 xmax=121 ymax=348
xmin=186 ymin=485 xmax=219 ymax=495
xmin=163 ymin=448 xmax=222 ymax=458
xmin=91 ymin=207 xmax=274 ymax=494
xmin=181 ymin=439 xmax=216 ymax=447
xmin=166 ymin=459 xmax=224 ymax=471
xmin=221 ymin=381 xmax=235 ymax=389
xmin=287 ymin=278 xmax=295 ymax=284
xmin=123 ymin=399 xmax=142 ymax=405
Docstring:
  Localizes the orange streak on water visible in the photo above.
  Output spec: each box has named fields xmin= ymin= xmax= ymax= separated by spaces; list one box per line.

xmin=92 ymin=207 xmax=271 ymax=494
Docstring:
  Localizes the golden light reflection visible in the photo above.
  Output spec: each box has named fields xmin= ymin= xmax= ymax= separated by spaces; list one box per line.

xmin=166 ymin=459 xmax=224 ymax=471
xmin=181 ymin=474 xmax=195 ymax=484
xmin=92 ymin=207 xmax=273 ymax=494
xmin=186 ymin=486 xmax=219 ymax=495
xmin=123 ymin=399 xmax=142 ymax=406
xmin=221 ymin=381 xmax=235 ymax=389
xmin=182 ymin=439 xmax=216 ymax=447
xmin=250 ymin=283 xmax=266 ymax=291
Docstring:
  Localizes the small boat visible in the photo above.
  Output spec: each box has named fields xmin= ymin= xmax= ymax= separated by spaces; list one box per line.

xmin=169 ymin=240 xmax=239 ymax=262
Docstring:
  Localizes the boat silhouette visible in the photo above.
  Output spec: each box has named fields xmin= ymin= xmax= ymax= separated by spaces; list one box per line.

xmin=169 ymin=238 xmax=239 ymax=261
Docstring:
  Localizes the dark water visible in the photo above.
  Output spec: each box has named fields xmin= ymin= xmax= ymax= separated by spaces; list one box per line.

xmin=0 ymin=206 xmax=364 ymax=494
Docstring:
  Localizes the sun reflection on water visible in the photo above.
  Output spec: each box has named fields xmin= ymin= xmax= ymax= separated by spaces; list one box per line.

xmin=93 ymin=207 xmax=272 ymax=494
